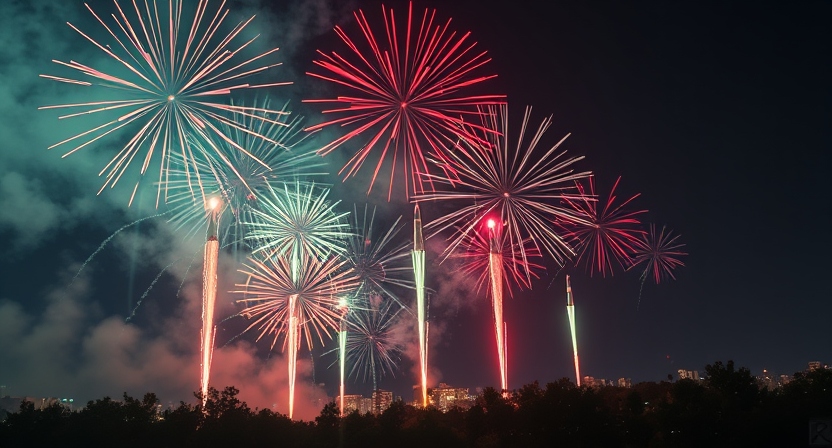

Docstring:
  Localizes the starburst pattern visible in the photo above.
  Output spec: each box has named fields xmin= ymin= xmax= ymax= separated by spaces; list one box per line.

xmin=244 ymin=180 xmax=350 ymax=261
xmin=344 ymin=205 xmax=413 ymax=306
xmin=630 ymin=223 xmax=687 ymax=284
xmin=234 ymin=251 xmax=359 ymax=350
xmin=40 ymin=0 xmax=292 ymax=204
xmin=345 ymin=294 xmax=406 ymax=387
xmin=416 ymin=104 xmax=591 ymax=278
xmin=560 ymin=176 xmax=647 ymax=277
xmin=305 ymin=2 xmax=504 ymax=198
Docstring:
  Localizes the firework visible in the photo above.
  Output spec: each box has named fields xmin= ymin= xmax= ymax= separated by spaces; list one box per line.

xmin=165 ymin=99 xmax=326 ymax=254
xmin=330 ymin=205 xmax=411 ymax=413
xmin=452 ymin=218 xmax=544 ymax=295
xmin=451 ymin=217 xmax=543 ymax=392
xmin=565 ymin=275 xmax=580 ymax=386
xmin=40 ymin=0 xmax=292 ymax=205
xmin=245 ymin=181 xmax=350 ymax=277
xmin=487 ymin=219 xmax=507 ymax=392
xmin=305 ymin=2 xmax=504 ymax=198
xmin=345 ymin=205 xmax=413 ymax=304
xmin=629 ymin=223 xmax=687 ymax=308
xmin=631 ymin=224 xmax=687 ymax=284
xmin=559 ymin=176 xmax=646 ymax=277
xmin=416 ymin=104 xmax=591 ymax=280
xmin=412 ymin=205 xmax=428 ymax=407
xmin=200 ymin=196 xmax=221 ymax=406
xmin=345 ymin=294 xmax=406 ymax=391
xmin=234 ymin=251 xmax=360 ymax=419
xmin=337 ymin=299 xmax=348 ymax=417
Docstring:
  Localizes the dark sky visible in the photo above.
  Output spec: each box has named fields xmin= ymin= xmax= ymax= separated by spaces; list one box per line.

xmin=0 ymin=0 xmax=829 ymax=419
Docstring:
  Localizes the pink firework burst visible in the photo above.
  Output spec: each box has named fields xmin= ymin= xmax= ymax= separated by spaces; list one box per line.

xmin=304 ymin=2 xmax=505 ymax=199
xmin=630 ymin=223 xmax=687 ymax=284
xmin=560 ymin=176 xmax=647 ymax=277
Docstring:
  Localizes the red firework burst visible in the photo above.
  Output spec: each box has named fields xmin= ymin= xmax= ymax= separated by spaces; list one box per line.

xmin=304 ymin=2 xmax=504 ymax=199
xmin=630 ymin=223 xmax=687 ymax=284
xmin=560 ymin=176 xmax=647 ymax=277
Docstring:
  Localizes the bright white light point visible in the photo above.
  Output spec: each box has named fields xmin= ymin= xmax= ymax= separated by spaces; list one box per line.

xmin=208 ymin=197 xmax=220 ymax=210
xmin=487 ymin=219 xmax=496 ymax=229
xmin=338 ymin=297 xmax=348 ymax=308
xmin=167 ymin=95 xmax=175 ymax=101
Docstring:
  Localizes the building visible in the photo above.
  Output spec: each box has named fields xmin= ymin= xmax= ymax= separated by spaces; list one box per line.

xmin=341 ymin=394 xmax=363 ymax=414
xmin=617 ymin=378 xmax=632 ymax=388
xmin=372 ymin=390 xmax=393 ymax=414
xmin=678 ymin=369 xmax=700 ymax=380
xmin=808 ymin=361 xmax=822 ymax=371
xmin=431 ymin=383 xmax=473 ymax=412
xmin=412 ymin=385 xmax=425 ymax=407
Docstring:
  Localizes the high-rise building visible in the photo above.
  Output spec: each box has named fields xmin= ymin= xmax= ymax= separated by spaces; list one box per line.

xmin=342 ymin=394 xmax=363 ymax=414
xmin=372 ymin=390 xmax=393 ymax=414
xmin=360 ymin=397 xmax=373 ymax=414
xmin=678 ymin=369 xmax=700 ymax=380
xmin=617 ymin=378 xmax=632 ymax=388
xmin=431 ymin=383 xmax=473 ymax=412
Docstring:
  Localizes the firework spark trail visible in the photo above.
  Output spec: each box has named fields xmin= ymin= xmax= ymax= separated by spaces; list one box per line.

xmin=412 ymin=204 xmax=428 ymax=406
xmin=305 ymin=2 xmax=504 ymax=199
xmin=40 ymin=0 xmax=293 ymax=204
xmin=71 ymin=212 xmax=170 ymax=284
xmin=338 ymin=316 xmax=347 ymax=416
xmin=559 ymin=176 xmax=646 ymax=277
xmin=486 ymin=219 xmax=507 ymax=392
xmin=628 ymin=223 xmax=687 ymax=309
xmin=416 ymin=104 xmax=591 ymax=281
xmin=451 ymin=217 xmax=542 ymax=392
xmin=565 ymin=275 xmax=580 ymax=386
xmin=200 ymin=197 xmax=221 ymax=406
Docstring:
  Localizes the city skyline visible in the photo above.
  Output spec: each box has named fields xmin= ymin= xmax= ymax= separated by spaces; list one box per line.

xmin=0 ymin=0 xmax=829 ymax=421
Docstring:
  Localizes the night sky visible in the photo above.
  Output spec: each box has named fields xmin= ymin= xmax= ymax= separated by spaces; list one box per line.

xmin=0 ymin=0 xmax=829 ymax=420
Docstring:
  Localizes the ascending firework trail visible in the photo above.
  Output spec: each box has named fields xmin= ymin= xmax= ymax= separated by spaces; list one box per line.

xmin=200 ymin=197 xmax=221 ymax=406
xmin=412 ymin=205 xmax=428 ymax=407
xmin=565 ymin=275 xmax=580 ymax=386
xmin=486 ymin=219 xmax=508 ymax=393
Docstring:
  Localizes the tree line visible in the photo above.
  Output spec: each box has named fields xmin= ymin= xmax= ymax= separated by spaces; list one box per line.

xmin=1 ymin=360 xmax=831 ymax=447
